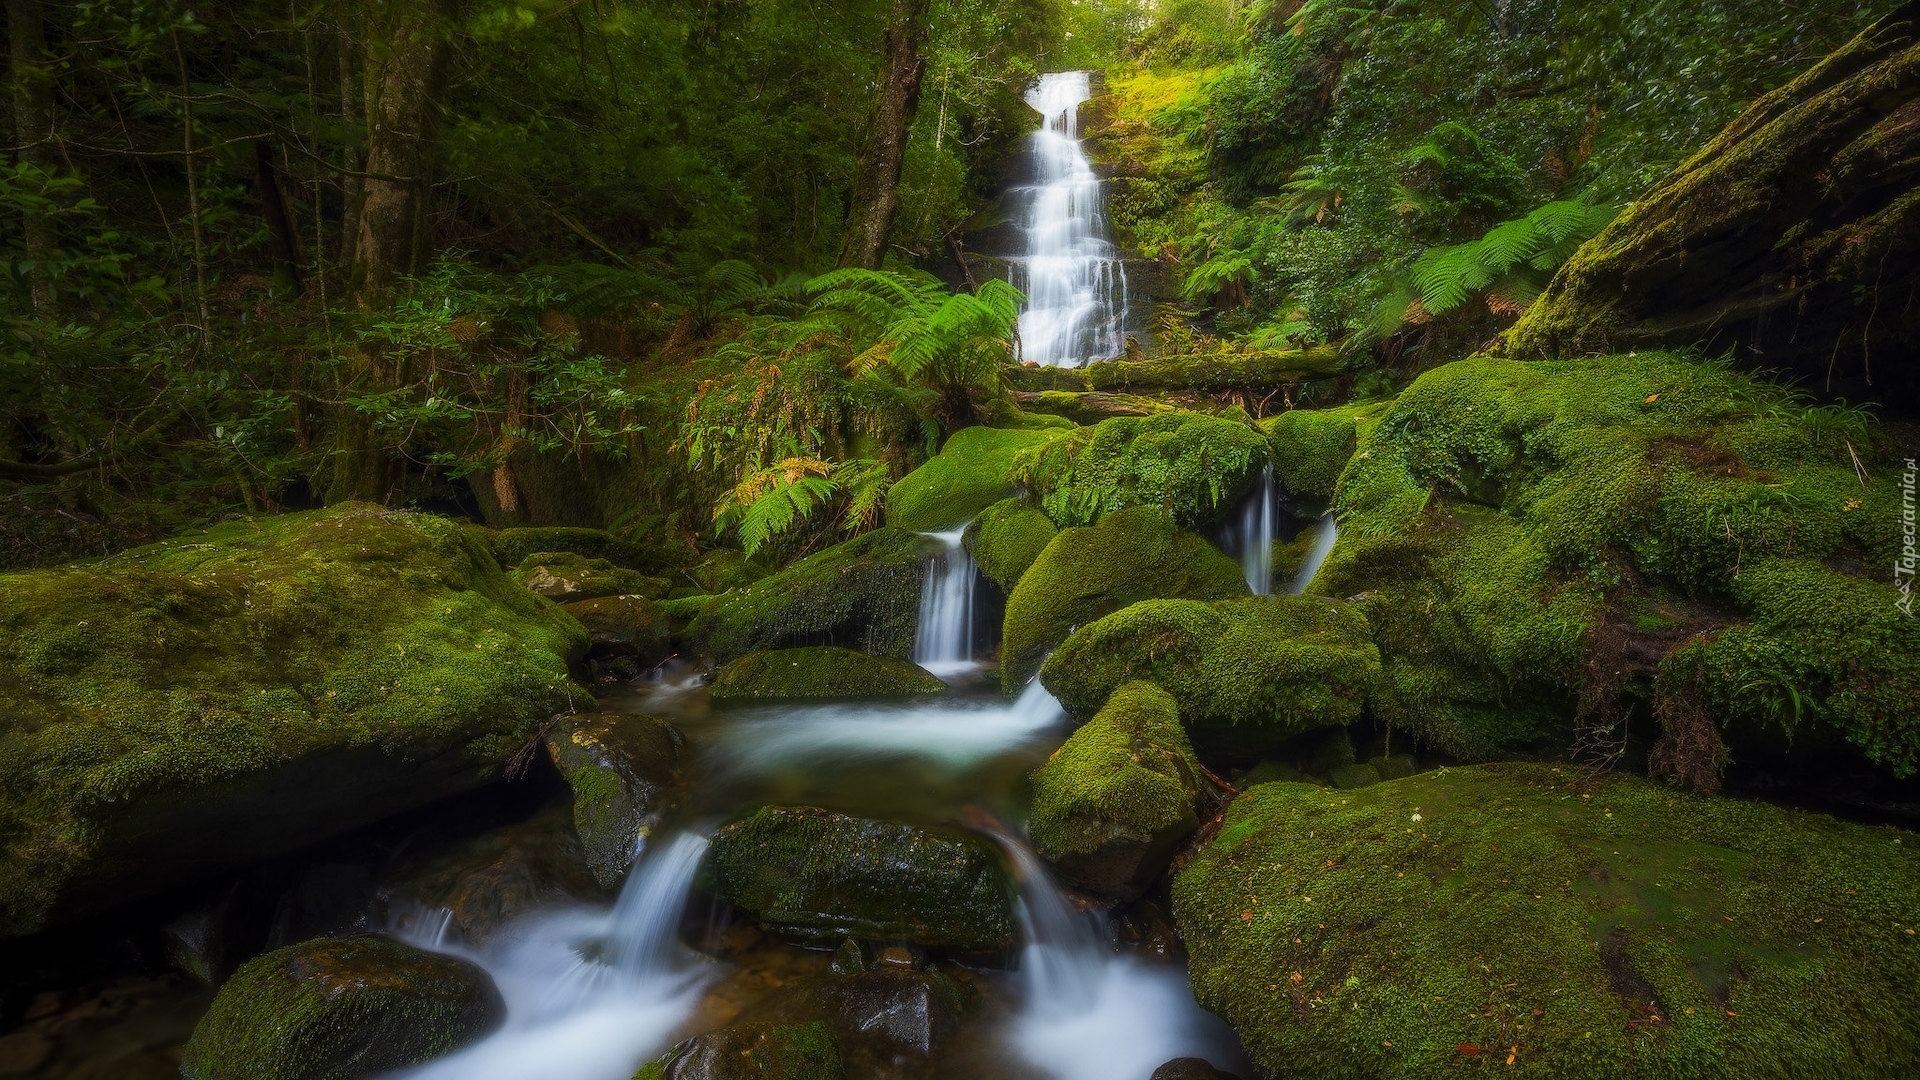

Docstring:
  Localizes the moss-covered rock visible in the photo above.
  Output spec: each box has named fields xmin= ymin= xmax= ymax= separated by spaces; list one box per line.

xmin=1320 ymin=352 xmax=1916 ymax=772
xmin=703 ymin=806 xmax=1016 ymax=951
xmin=1262 ymin=409 xmax=1358 ymax=504
xmin=544 ymin=713 xmax=683 ymax=888
xmin=1174 ymin=763 xmax=1920 ymax=1080
xmin=1011 ymin=411 xmax=1271 ymax=528
xmin=885 ymin=426 xmax=1062 ymax=532
xmin=1040 ymin=596 xmax=1379 ymax=756
xmin=491 ymin=526 xmax=659 ymax=574
xmin=639 ymin=1020 xmax=843 ymax=1080
xmin=689 ymin=548 xmax=768 ymax=594
xmin=0 ymin=504 xmax=585 ymax=937
xmin=1007 ymin=346 xmax=1346 ymax=393
xmin=709 ymin=647 xmax=946 ymax=703
xmin=1011 ymin=389 xmax=1179 ymax=425
xmin=182 ymin=935 xmax=506 ymax=1080
xmin=513 ymin=551 xmax=670 ymax=603
xmin=685 ymin=529 xmax=931 ymax=663
xmin=1029 ymin=682 xmax=1206 ymax=898
xmin=564 ymin=594 xmax=672 ymax=669
xmin=963 ymin=498 xmax=1057 ymax=591
xmin=1002 ymin=505 xmax=1248 ymax=689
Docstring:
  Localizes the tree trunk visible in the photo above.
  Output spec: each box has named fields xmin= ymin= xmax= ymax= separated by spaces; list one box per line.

xmin=255 ymin=139 xmax=304 ymax=296
xmin=837 ymin=0 xmax=931 ymax=270
xmin=327 ymin=0 xmax=457 ymax=505
xmin=7 ymin=0 xmax=58 ymax=316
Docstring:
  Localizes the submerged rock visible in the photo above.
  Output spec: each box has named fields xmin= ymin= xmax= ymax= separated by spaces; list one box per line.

xmin=708 ymin=647 xmax=946 ymax=703
xmin=1001 ymin=505 xmax=1247 ymax=689
xmin=1011 ymin=411 xmax=1271 ymax=528
xmin=181 ymin=935 xmax=505 ymax=1080
xmin=963 ymin=497 xmax=1057 ymax=592
xmin=639 ymin=1021 xmax=843 ymax=1080
xmin=513 ymin=551 xmax=669 ymax=603
xmin=543 ymin=713 xmax=683 ymax=887
xmin=0 ymin=504 xmax=585 ymax=938
xmin=1028 ymin=682 xmax=1206 ymax=899
xmin=685 ymin=529 xmax=931 ymax=663
xmin=1041 ymin=595 xmax=1379 ymax=756
xmin=704 ymin=807 xmax=1015 ymax=951
xmin=1175 ymin=763 xmax=1920 ymax=1080
xmin=884 ymin=426 xmax=1060 ymax=532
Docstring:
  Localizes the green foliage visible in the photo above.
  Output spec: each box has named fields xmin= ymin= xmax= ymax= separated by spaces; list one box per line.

xmin=1408 ymin=199 xmax=1619 ymax=314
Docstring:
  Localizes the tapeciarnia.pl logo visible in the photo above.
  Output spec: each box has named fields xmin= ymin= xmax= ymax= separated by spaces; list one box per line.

xmin=1899 ymin=457 xmax=1916 ymax=616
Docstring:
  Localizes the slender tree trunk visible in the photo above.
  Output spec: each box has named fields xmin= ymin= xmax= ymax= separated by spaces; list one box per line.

xmin=8 ymin=0 xmax=58 ymax=315
xmin=838 ymin=0 xmax=931 ymax=270
xmin=255 ymin=139 xmax=304 ymax=295
xmin=327 ymin=0 xmax=456 ymax=505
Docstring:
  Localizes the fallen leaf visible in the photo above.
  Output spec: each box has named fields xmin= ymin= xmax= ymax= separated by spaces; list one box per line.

xmin=1506 ymin=1046 xmax=1517 ymax=1065
xmin=1241 ymin=911 xmax=1253 ymax=921
xmin=1645 ymin=393 xmax=1660 ymax=402
xmin=1458 ymin=1044 xmax=1482 ymax=1055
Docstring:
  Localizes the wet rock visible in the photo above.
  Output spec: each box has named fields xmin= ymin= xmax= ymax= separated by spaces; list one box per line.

xmin=685 ymin=530 xmax=933 ymax=663
xmin=885 ymin=426 xmax=1060 ymax=532
xmin=708 ymin=647 xmax=946 ymax=703
xmin=376 ymin=799 xmax=603 ymax=945
xmin=689 ymin=549 xmax=767 ymax=594
xmin=640 ymin=1020 xmax=842 ymax=1080
xmin=759 ymin=968 xmax=975 ymax=1077
xmin=181 ymin=935 xmax=504 ymax=1080
xmin=544 ymin=713 xmax=684 ymax=887
xmin=963 ymin=498 xmax=1056 ymax=591
xmin=1028 ymin=682 xmax=1205 ymax=900
xmin=830 ymin=938 xmax=873 ymax=975
xmin=0 ymin=503 xmax=585 ymax=938
xmin=564 ymin=594 xmax=672 ymax=672
xmin=513 ymin=551 xmax=669 ymax=602
xmin=1151 ymin=1058 xmax=1243 ymax=1080
xmin=704 ymin=807 xmax=1016 ymax=951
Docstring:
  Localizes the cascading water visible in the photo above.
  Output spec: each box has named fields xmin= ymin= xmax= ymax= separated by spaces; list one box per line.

xmin=912 ymin=526 xmax=977 ymax=677
xmin=1013 ymin=71 xmax=1129 ymax=368
xmin=1287 ymin=514 xmax=1339 ymax=595
xmin=1224 ymin=467 xmax=1280 ymax=595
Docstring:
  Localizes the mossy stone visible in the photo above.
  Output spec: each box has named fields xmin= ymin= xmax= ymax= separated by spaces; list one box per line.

xmin=182 ymin=935 xmax=505 ymax=1080
xmin=709 ymin=647 xmax=946 ymax=703
xmin=688 ymin=548 xmax=768 ymax=594
xmin=685 ymin=529 xmax=931 ymax=664
xmin=640 ymin=1020 xmax=842 ymax=1080
xmin=491 ymin=526 xmax=658 ymax=574
xmin=885 ymin=426 xmax=1062 ymax=532
xmin=1326 ymin=763 xmax=1381 ymax=789
xmin=1175 ymin=763 xmax=1920 ymax=1080
xmin=1028 ymin=682 xmax=1205 ymax=898
xmin=0 ymin=504 xmax=586 ymax=937
xmin=1262 ymin=409 xmax=1358 ymax=504
xmin=563 ymin=594 xmax=672 ymax=667
xmin=964 ymin=498 xmax=1057 ymax=591
xmin=1001 ymin=505 xmax=1248 ymax=690
xmin=704 ymin=806 xmax=1016 ymax=951
xmin=1040 ymin=596 xmax=1379 ymax=757
xmin=1012 ymin=411 xmax=1272 ymax=528
xmin=512 ymin=551 xmax=669 ymax=602
xmin=544 ymin=713 xmax=683 ymax=887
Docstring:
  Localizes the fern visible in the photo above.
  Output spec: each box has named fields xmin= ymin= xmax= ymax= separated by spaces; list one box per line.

xmin=1409 ymin=197 xmax=1617 ymax=317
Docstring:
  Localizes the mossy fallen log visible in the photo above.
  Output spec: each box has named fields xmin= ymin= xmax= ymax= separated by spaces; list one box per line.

xmin=1008 ymin=347 xmax=1345 ymax=393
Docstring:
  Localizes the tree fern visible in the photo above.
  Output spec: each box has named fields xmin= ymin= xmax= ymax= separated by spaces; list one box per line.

xmin=1409 ymin=197 xmax=1617 ymax=317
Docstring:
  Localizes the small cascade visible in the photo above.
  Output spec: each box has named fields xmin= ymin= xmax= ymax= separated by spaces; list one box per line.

xmin=1224 ymin=467 xmax=1280 ymax=595
xmin=912 ymin=526 xmax=977 ymax=677
xmin=1287 ymin=514 xmax=1338 ymax=595
xmin=1013 ymin=71 xmax=1129 ymax=368
xmin=609 ymin=832 xmax=712 ymax=975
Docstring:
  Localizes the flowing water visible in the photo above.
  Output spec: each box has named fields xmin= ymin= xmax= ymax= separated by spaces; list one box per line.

xmin=1288 ymin=513 xmax=1339 ymax=595
xmin=1222 ymin=468 xmax=1281 ymax=595
xmin=1012 ymin=71 xmax=1129 ymax=368
xmin=913 ymin=526 xmax=979 ymax=678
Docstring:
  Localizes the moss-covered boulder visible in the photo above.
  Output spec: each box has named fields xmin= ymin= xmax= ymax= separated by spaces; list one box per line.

xmin=491 ymin=526 xmax=659 ymax=574
xmin=1011 ymin=412 xmax=1271 ymax=528
xmin=1028 ymin=682 xmax=1206 ymax=898
xmin=1040 ymin=596 xmax=1379 ymax=757
xmin=182 ymin=935 xmax=506 ymax=1080
xmin=1174 ymin=764 xmax=1920 ymax=1080
xmin=685 ymin=529 xmax=932 ymax=663
xmin=564 ymin=594 xmax=672 ymax=669
xmin=1262 ymin=409 xmax=1358 ymax=504
xmin=1002 ymin=506 xmax=1248 ymax=689
xmin=0 ymin=504 xmax=585 ymax=937
xmin=885 ymin=426 xmax=1062 ymax=532
xmin=513 ymin=551 xmax=669 ymax=603
xmin=1503 ymin=3 xmax=1920 ymax=405
xmin=1012 ymin=389 xmax=1179 ymax=425
xmin=963 ymin=498 xmax=1057 ymax=591
xmin=543 ymin=713 xmax=683 ymax=888
xmin=638 ymin=1021 xmax=842 ymax=1080
xmin=703 ymin=806 xmax=1016 ymax=951
xmin=709 ymin=647 xmax=946 ymax=703
xmin=1320 ymin=352 xmax=1916 ymax=772
xmin=688 ymin=548 xmax=767 ymax=594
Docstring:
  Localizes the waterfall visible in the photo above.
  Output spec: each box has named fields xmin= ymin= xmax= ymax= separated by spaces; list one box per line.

xmin=912 ymin=526 xmax=976 ymax=677
xmin=1287 ymin=514 xmax=1338 ymax=595
xmin=608 ymin=832 xmax=711 ymax=976
xmin=1013 ymin=71 xmax=1129 ymax=368
xmin=1225 ymin=467 xmax=1280 ymax=595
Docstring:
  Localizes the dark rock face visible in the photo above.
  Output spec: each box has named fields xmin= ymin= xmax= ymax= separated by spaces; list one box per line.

xmin=563 ymin=594 xmax=673 ymax=676
xmin=181 ymin=935 xmax=504 ymax=1080
xmin=1151 ymin=1058 xmax=1244 ymax=1080
xmin=543 ymin=713 xmax=684 ymax=887
xmin=703 ymin=807 xmax=1016 ymax=951
xmin=685 ymin=530 xmax=933 ymax=663
xmin=375 ymin=799 xmax=603 ymax=945
xmin=1505 ymin=1 xmax=1920 ymax=408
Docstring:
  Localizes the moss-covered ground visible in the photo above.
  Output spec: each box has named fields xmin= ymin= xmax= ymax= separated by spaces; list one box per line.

xmin=708 ymin=647 xmax=946 ymax=702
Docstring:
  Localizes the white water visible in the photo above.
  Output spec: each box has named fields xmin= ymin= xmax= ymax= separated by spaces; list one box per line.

xmin=1287 ymin=513 xmax=1338 ymax=595
xmin=393 ymin=833 xmax=714 ymax=1080
xmin=912 ymin=526 xmax=978 ymax=677
xmin=1013 ymin=71 xmax=1129 ymax=368
xmin=1224 ymin=467 xmax=1280 ymax=595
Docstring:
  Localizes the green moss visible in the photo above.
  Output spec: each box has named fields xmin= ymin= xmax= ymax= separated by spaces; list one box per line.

xmin=685 ymin=529 xmax=931 ymax=663
xmin=885 ymin=426 xmax=1062 ymax=532
xmin=688 ymin=548 xmax=768 ymax=594
xmin=563 ymin=595 xmax=671 ymax=663
xmin=708 ymin=647 xmax=947 ymax=702
xmin=490 ymin=526 xmax=660 ymax=574
xmin=182 ymin=935 xmax=505 ymax=1080
xmin=1013 ymin=390 xmax=1179 ymax=426
xmin=511 ymin=551 xmax=669 ymax=602
xmin=1006 ymin=347 xmax=1347 ymax=393
xmin=1041 ymin=596 xmax=1379 ymax=755
xmin=1174 ymin=764 xmax=1920 ymax=1080
xmin=964 ymin=498 xmax=1057 ymax=591
xmin=545 ymin=713 xmax=682 ymax=887
xmin=1011 ymin=411 xmax=1272 ymax=528
xmin=704 ymin=805 xmax=1016 ymax=951
xmin=1000 ymin=505 xmax=1248 ymax=689
xmin=0 ymin=504 xmax=586 ymax=936
xmin=1028 ymin=682 xmax=1204 ymax=895
xmin=1262 ymin=409 xmax=1359 ymax=504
